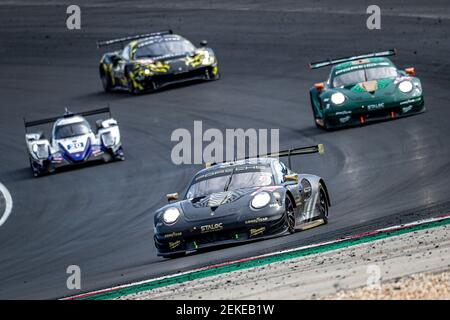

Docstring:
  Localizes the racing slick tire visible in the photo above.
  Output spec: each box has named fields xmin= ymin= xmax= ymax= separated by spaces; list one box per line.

xmin=113 ymin=146 xmax=125 ymax=161
xmin=310 ymin=91 xmax=328 ymax=130
xmin=285 ymin=196 xmax=296 ymax=234
xmin=100 ymin=70 xmax=113 ymax=93
xmin=29 ymin=157 xmax=41 ymax=178
xmin=125 ymin=71 xmax=141 ymax=95
xmin=317 ymin=184 xmax=329 ymax=224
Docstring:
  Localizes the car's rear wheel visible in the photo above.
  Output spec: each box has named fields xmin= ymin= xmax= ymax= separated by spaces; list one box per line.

xmin=317 ymin=184 xmax=329 ymax=224
xmin=285 ymin=196 xmax=296 ymax=233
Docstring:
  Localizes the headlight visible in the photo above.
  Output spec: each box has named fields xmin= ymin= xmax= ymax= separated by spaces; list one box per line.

xmin=32 ymin=143 xmax=49 ymax=159
xmin=201 ymin=51 xmax=214 ymax=65
xmin=163 ymin=207 xmax=180 ymax=225
xmin=101 ymin=132 xmax=115 ymax=147
xmin=331 ymin=92 xmax=346 ymax=105
xmin=398 ymin=81 xmax=413 ymax=93
xmin=144 ymin=68 xmax=151 ymax=75
xmin=251 ymin=192 xmax=271 ymax=209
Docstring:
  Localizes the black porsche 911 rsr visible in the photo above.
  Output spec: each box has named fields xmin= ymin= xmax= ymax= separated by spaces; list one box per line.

xmin=153 ymin=145 xmax=331 ymax=258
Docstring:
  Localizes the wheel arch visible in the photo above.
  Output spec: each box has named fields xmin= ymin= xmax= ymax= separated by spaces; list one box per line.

xmin=309 ymin=87 xmax=323 ymax=118
xmin=319 ymin=179 xmax=331 ymax=207
xmin=285 ymin=189 xmax=297 ymax=208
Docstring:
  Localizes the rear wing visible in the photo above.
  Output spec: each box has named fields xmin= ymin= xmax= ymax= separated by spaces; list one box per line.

xmin=258 ymin=144 xmax=324 ymax=168
xmin=206 ymin=144 xmax=324 ymax=168
xmin=96 ymin=30 xmax=173 ymax=48
xmin=309 ymin=49 xmax=396 ymax=69
xmin=24 ymin=107 xmax=112 ymax=131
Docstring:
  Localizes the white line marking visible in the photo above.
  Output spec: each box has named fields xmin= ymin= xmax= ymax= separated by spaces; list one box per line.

xmin=63 ymin=213 xmax=450 ymax=300
xmin=0 ymin=182 xmax=13 ymax=227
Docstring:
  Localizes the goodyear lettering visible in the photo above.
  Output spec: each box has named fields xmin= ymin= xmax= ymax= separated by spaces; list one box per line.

xmin=164 ymin=231 xmax=182 ymax=239
xmin=245 ymin=217 xmax=268 ymax=224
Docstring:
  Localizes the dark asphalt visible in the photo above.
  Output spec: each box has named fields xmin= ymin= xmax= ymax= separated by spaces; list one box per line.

xmin=0 ymin=0 xmax=449 ymax=299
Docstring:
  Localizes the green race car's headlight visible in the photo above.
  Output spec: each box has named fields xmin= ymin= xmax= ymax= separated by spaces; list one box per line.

xmin=163 ymin=207 xmax=180 ymax=225
xmin=398 ymin=80 xmax=413 ymax=93
xmin=251 ymin=192 xmax=271 ymax=209
xmin=331 ymin=92 xmax=346 ymax=105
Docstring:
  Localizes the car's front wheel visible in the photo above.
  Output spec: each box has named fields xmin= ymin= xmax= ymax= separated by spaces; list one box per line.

xmin=317 ymin=184 xmax=329 ymax=224
xmin=126 ymin=71 xmax=141 ymax=95
xmin=285 ymin=196 xmax=296 ymax=233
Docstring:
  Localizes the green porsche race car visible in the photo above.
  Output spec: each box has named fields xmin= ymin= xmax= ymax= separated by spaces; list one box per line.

xmin=97 ymin=30 xmax=219 ymax=94
xmin=309 ymin=49 xmax=425 ymax=130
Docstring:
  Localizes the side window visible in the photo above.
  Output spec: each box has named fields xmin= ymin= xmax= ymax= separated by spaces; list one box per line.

xmin=279 ymin=161 xmax=289 ymax=176
xmin=273 ymin=160 xmax=288 ymax=184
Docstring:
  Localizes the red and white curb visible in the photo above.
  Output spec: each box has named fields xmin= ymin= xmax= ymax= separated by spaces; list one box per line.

xmin=63 ymin=213 xmax=450 ymax=300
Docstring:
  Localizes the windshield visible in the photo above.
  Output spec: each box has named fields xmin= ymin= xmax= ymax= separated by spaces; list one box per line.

xmin=134 ymin=39 xmax=195 ymax=59
xmin=332 ymin=66 xmax=397 ymax=88
xmin=54 ymin=121 xmax=90 ymax=139
xmin=186 ymin=168 xmax=274 ymax=199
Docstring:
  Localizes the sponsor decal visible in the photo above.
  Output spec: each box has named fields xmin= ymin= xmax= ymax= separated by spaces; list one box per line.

xmin=164 ymin=231 xmax=182 ymax=239
xmin=366 ymin=102 xmax=384 ymax=110
xmin=169 ymin=240 xmax=181 ymax=250
xmin=335 ymin=62 xmax=390 ymax=75
xmin=400 ymin=98 xmax=420 ymax=105
xmin=245 ymin=217 xmax=268 ymax=224
xmin=335 ymin=110 xmax=352 ymax=116
xmin=339 ymin=116 xmax=351 ymax=123
xmin=402 ymin=105 xmax=413 ymax=113
xmin=249 ymin=227 xmax=266 ymax=237
xmin=200 ymin=223 xmax=223 ymax=233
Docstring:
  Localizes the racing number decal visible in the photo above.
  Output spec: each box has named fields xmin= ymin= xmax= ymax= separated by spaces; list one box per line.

xmin=67 ymin=141 xmax=84 ymax=150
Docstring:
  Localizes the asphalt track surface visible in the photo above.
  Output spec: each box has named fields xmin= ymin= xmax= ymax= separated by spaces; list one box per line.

xmin=0 ymin=0 xmax=449 ymax=299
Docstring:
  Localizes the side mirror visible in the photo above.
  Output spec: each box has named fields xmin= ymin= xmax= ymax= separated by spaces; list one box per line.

xmin=200 ymin=40 xmax=208 ymax=47
xmin=284 ymin=174 xmax=298 ymax=183
xmin=318 ymin=143 xmax=325 ymax=155
xmin=166 ymin=193 xmax=179 ymax=202
xmin=405 ymin=67 xmax=415 ymax=76
xmin=96 ymin=119 xmax=104 ymax=130
xmin=314 ymin=82 xmax=325 ymax=91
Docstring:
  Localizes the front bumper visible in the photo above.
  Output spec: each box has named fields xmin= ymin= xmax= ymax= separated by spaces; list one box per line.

xmin=323 ymin=96 xmax=425 ymax=129
xmin=136 ymin=65 xmax=219 ymax=91
xmin=154 ymin=211 xmax=287 ymax=257
xmin=31 ymin=145 xmax=123 ymax=174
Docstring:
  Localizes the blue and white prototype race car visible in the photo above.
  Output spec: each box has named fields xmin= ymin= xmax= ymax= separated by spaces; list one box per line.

xmin=24 ymin=107 xmax=124 ymax=177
